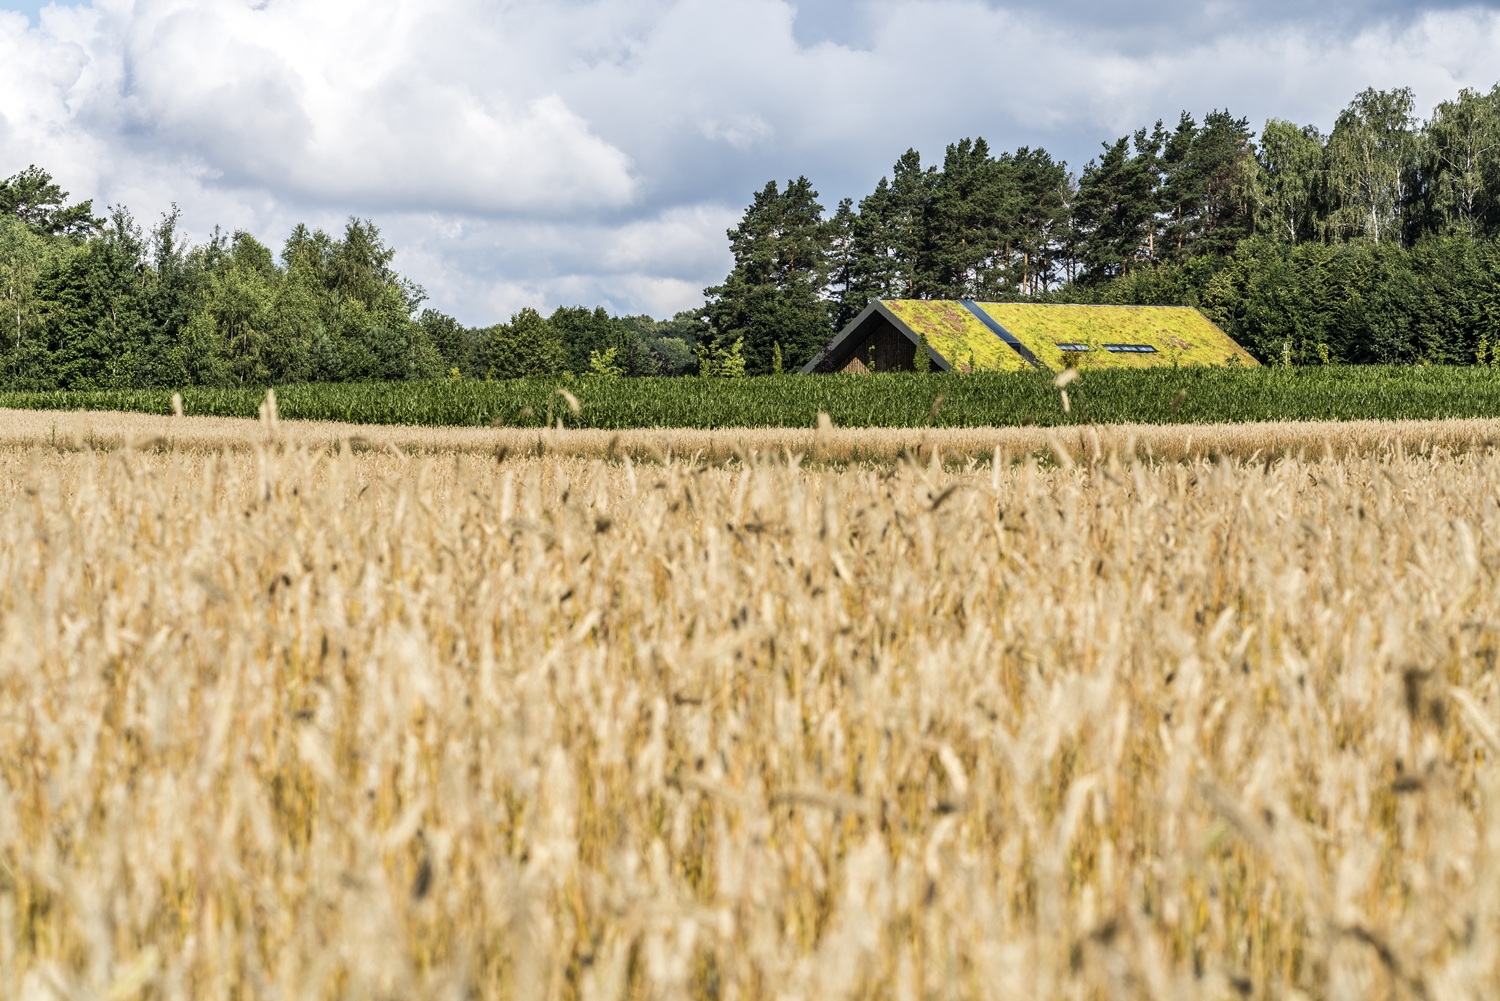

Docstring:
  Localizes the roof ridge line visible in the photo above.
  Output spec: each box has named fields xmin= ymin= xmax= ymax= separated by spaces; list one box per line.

xmin=958 ymin=300 xmax=1042 ymax=370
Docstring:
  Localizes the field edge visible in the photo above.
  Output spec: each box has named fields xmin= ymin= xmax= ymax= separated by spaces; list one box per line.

xmin=5 ymin=407 xmax=1499 ymax=464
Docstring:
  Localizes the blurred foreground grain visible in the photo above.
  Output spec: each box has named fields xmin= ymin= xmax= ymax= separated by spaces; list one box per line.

xmin=2 ymin=422 xmax=1500 ymax=1000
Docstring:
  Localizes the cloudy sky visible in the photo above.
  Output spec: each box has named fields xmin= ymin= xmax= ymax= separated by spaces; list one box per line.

xmin=1 ymin=0 xmax=1498 ymax=324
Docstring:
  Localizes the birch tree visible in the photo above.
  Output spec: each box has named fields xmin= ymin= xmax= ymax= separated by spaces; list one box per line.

xmin=1255 ymin=119 xmax=1326 ymax=244
xmin=1426 ymin=87 xmax=1500 ymax=237
xmin=1326 ymin=87 xmax=1420 ymax=243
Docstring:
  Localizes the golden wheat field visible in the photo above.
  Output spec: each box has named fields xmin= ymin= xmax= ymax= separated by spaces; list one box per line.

xmin=11 ymin=405 xmax=1500 ymax=464
xmin=5 ymin=411 xmax=1500 ymax=1001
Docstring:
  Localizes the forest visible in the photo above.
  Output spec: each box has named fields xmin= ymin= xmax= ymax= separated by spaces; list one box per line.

xmin=0 ymin=170 xmax=706 ymax=390
xmin=2 ymin=82 xmax=1500 ymax=388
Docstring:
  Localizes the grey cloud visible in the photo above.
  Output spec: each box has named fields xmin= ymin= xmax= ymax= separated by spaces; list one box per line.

xmin=793 ymin=0 xmax=1500 ymax=49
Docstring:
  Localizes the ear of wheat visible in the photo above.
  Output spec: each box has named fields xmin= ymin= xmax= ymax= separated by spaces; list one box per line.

xmin=0 ymin=427 xmax=1498 ymax=999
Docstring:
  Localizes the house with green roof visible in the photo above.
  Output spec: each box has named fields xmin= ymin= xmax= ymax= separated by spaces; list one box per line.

xmin=800 ymin=300 xmax=1258 ymax=374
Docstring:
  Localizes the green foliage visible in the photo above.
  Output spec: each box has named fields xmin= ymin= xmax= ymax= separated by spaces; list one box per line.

xmin=1230 ymin=237 xmax=1491 ymax=365
xmin=483 ymin=308 xmax=565 ymax=379
xmin=696 ymin=336 xmax=747 ymax=378
xmin=420 ymin=308 xmax=481 ymax=377
xmin=1421 ymin=86 xmax=1500 ymax=239
xmin=1255 ymin=119 xmax=1327 ymax=243
xmin=587 ymin=346 xmax=625 ymax=378
xmin=617 ymin=310 xmax=708 ymax=376
xmin=0 ymin=216 xmax=67 ymax=355
xmin=15 ymin=366 xmax=1500 ymax=429
xmin=1045 ymin=235 xmax=1500 ymax=366
xmin=0 ymin=205 xmax=447 ymax=389
xmin=0 ymin=164 xmax=101 ymax=239
xmin=702 ymin=177 xmax=832 ymax=374
xmin=771 ymin=341 xmax=783 ymax=375
xmin=697 ymin=337 xmax=743 ymax=378
xmin=1325 ymin=87 xmax=1421 ymax=243
xmin=34 ymin=207 xmax=157 ymax=390
xmin=914 ymin=333 xmax=931 ymax=373
xmin=0 ymin=175 xmax=714 ymax=390
xmin=552 ymin=305 xmax=624 ymax=375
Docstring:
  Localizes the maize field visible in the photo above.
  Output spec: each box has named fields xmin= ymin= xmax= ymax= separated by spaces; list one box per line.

xmin=10 ymin=364 xmax=1500 ymax=431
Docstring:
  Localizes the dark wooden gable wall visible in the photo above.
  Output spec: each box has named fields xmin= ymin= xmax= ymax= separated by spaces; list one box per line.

xmin=806 ymin=313 xmax=918 ymax=374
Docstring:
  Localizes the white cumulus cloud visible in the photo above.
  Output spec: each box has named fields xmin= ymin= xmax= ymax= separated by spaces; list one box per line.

xmin=21 ymin=0 xmax=637 ymax=213
xmin=1 ymin=0 xmax=1499 ymax=324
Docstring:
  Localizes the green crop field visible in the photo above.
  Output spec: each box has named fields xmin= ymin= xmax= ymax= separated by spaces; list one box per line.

xmin=6 ymin=366 xmax=1500 ymax=429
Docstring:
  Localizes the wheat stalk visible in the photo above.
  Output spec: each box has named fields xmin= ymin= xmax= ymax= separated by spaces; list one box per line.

xmin=0 ymin=428 xmax=1497 ymax=999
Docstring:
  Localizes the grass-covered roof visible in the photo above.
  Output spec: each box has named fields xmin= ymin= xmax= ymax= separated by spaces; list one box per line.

xmin=865 ymin=301 xmax=1257 ymax=372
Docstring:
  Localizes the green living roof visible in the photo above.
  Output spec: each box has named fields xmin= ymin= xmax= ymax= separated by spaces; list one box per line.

xmin=879 ymin=300 xmax=1032 ymax=373
xmin=874 ymin=300 xmax=1257 ymax=372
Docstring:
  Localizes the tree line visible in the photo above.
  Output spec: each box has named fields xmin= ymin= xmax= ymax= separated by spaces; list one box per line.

xmin=706 ymin=83 xmax=1500 ymax=371
xmin=0 ymin=167 xmax=706 ymax=390
xmin=4 ymin=81 xmax=1500 ymax=388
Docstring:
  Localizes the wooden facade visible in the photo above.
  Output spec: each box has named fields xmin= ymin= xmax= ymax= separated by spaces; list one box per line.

xmin=801 ymin=302 xmax=944 ymax=375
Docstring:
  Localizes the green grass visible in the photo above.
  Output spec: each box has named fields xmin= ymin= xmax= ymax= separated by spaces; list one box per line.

xmin=6 ymin=366 xmax=1500 ymax=429
xmin=883 ymin=300 xmax=1032 ymax=372
xmin=981 ymin=303 xmax=1258 ymax=370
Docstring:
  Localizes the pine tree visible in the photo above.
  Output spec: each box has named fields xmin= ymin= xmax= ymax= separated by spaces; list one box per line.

xmin=1186 ymin=110 xmax=1257 ymax=257
xmin=701 ymin=178 xmax=832 ymax=374
xmin=826 ymin=198 xmax=863 ymax=331
xmin=928 ymin=138 xmax=1016 ymax=299
xmin=1004 ymin=147 xmax=1072 ymax=296
xmin=1073 ymin=127 xmax=1163 ymax=282
xmin=838 ymin=151 xmax=942 ymax=310
xmin=887 ymin=150 xmax=939 ymax=297
xmin=1159 ymin=112 xmax=1201 ymax=259
xmin=0 ymin=165 xmax=102 ymax=239
xmin=848 ymin=179 xmax=899 ymax=305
